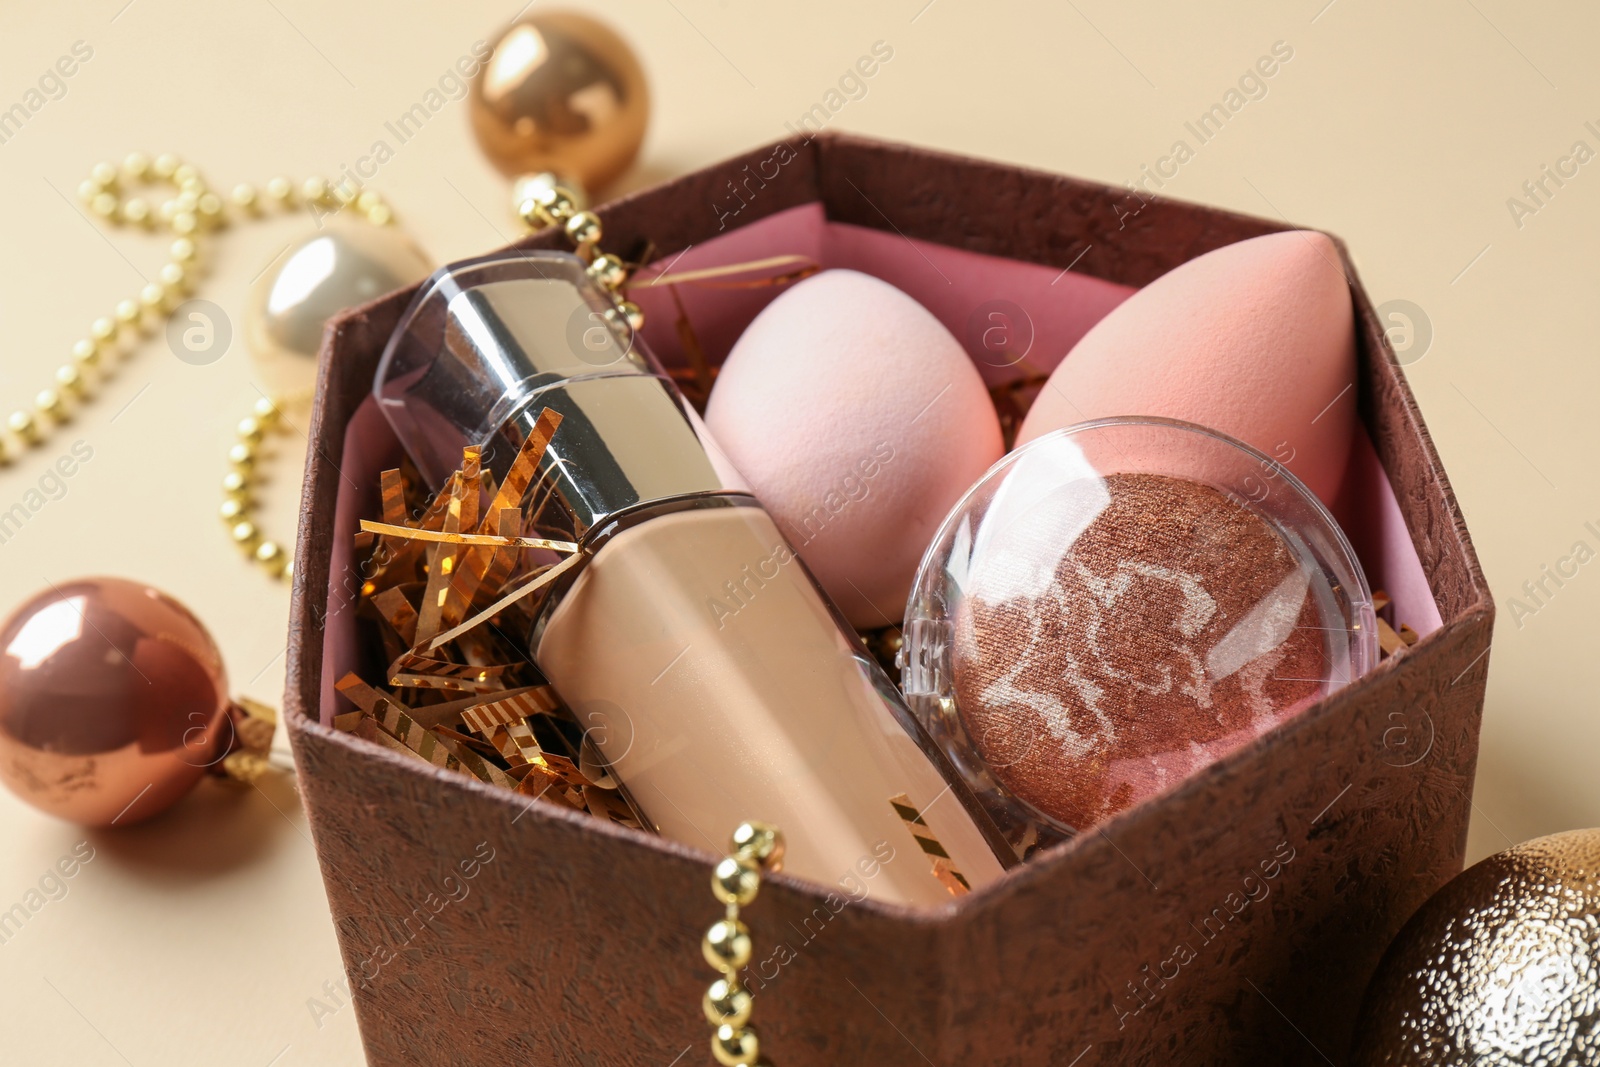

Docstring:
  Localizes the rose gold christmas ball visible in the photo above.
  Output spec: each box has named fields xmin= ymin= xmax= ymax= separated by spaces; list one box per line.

xmin=469 ymin=10 xmax=649 ymax=189
xmin=0 ymin=577 xmax=228 ymax=826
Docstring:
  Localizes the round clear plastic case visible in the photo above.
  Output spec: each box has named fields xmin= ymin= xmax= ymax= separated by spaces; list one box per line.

xmin=902 ymin=417 xmax=1377 ymax=856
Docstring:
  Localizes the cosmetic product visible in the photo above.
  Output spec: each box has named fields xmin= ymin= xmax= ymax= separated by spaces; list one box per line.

xmin=1018 ymin=231 xmax=1358 ymax=505
xmin=706 ymin=269 xmax=1004 ymax=629
xmin=375 ymin=251 xmax=1009 ymax=907
xmin=903 ymin=417 xmax=1376 ymax=852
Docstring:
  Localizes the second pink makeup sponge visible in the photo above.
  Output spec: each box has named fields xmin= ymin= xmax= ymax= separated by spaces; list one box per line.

xmin=1017 ymin=231 xmax=1359 ymax=504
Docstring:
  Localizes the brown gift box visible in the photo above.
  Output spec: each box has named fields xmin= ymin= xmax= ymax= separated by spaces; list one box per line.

xmin=285 ymin=133 xmax=1493 ymax=1066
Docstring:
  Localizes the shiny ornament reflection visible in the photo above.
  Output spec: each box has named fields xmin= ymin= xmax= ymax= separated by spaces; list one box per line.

xmin=245 ymin=220 xmax=432 ymax=365
xmin=470 ymin=11 xmax=649 ymax=189
xmin=1352 ymin=829 xmax=1600 ymax=1065
xmin=0 ymin=578 xmax=229 ymax=826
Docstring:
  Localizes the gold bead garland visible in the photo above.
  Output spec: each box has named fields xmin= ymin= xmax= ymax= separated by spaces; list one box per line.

xmin=1 ymin=151 xmax=396 ymax=476
xmin=20 ymin=149 xmax=395 ymax=579
xmin=220 ymin=394 xmax=309 ymax=580
xmin=702 ymin=821 xmax=784 ymax=1067
xmin=516 ymin=173 xmax=645 ymax=333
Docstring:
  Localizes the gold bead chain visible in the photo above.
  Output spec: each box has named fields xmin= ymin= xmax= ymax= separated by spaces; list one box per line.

xmin=516 ymin=173 xmax=645 ymax=333
xmin=220 ymin=392 xmax=312 ymax=581
xmin=702 ymin=821 xmax=784 ymax=1067
xmin=0 ymin=152 xmax=399 ymax=471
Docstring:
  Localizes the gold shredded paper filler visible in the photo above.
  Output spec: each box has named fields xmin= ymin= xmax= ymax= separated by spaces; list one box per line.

xmin=332 ymin=407 xmax=641 ymax=830
xmin=890 ymin=792 xmax=971 ymax=897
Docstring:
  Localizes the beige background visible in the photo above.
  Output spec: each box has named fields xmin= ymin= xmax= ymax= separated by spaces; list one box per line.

xmin=0 ymin=0 xmax=1593 ymax=1063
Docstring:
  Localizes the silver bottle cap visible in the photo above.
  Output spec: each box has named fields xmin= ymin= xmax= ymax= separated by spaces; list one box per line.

xmin=375 ymin=251 xmax=747 ymax=535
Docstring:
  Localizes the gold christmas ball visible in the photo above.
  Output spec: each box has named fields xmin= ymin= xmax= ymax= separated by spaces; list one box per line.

xmin=1352 ymin=828 xmax=1600 ymax=1065
xmin=470 ymin=10 xmax=649 ymax=189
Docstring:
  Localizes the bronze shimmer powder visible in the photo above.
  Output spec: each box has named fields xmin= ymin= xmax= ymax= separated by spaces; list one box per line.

xmin=951 ymin=472 xmax=1325 ymax=832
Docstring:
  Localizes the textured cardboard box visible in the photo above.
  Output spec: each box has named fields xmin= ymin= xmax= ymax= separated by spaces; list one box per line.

xmin=286 ymin=133 xmax=1492 ymax=1066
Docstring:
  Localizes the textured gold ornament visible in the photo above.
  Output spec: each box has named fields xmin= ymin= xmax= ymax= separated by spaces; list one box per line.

xmin=470 ymin=11 xmax=649 ymax=190
xmin=1351 ymin=828 xmax=1600 ymax=1065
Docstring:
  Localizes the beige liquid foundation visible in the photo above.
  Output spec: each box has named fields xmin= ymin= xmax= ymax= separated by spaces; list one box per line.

xmin=376 ymin=252 xmax=1008 ymax=908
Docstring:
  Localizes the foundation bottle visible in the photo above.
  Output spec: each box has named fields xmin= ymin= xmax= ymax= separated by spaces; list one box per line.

xmin=375 ymin=251 xmax=1009 ymax=907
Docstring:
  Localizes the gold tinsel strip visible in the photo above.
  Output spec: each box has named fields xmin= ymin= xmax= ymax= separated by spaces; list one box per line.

xmin=380 ymin=468 xmax=408 ymax=525
xmin=413 ymin=470 xmax=465 ymax=644
xmin=356 ymin=520 xmax=579 ymax=554
xmin=387 ymin=663 xmax=516 ymax=693
xmin=453 ymin=446 xmax=481 ymax=532
xmin=423 ymin=553 xmax=584 ymax=654
xmin=338 ymin=671 xmax=517 ymax=790
xmin=463 ymin=690 xmax=556 ymax=767
xmin=393 ymin=688 xmax=544 ymax=730
xmin=462 ymin=689 xmax=552 ymax=735
xmin=335 ymin=672 xmax=396 ymax=715
xmin=889 ymin=792 xmax=971 ymax=897
xmin=1373 ymin=589 xmax=1420 ymax=659
xmin=470 ymin=510 xmax=526 ymax=615
xmin=482 ymin=407 xmax=564 ymax=525
xmin=333 ymin=407 xmax=644 ymax=829
xmin=371 ymin=586 xmax=419 ymax=645
xmin=435 ymin=448 xmax=484 ymax=632
xmin=628 ymin=253 xmax=818 ymax=289
xmin=428 ymin=730 xmax=517 ymax=790
xmin=487 ymin=721 xmax=542 ymax=767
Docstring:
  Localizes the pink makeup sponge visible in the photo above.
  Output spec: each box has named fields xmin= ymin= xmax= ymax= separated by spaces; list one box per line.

xmin=707 ymin=269 xmax=1004 ymax=629
xmin=1017 ymin=231 xmax=1358 ymax=504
